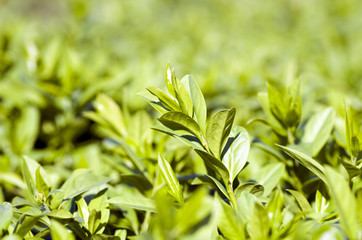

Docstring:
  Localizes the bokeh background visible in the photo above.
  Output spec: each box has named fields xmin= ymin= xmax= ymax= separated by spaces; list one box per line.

xmin=1 ymin=0 xmax=362 ymax=200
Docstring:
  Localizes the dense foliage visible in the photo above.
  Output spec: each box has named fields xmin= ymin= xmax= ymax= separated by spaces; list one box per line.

xmin=0 ymin=0 xmax=362 ymax=239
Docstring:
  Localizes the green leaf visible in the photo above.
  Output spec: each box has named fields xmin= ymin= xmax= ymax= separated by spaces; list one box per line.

xmin=222 ymin=126 xmax=250 ymax=183
xmin=191 ymin=175 xmax=230 ymax=201
xmin=300 ymin=107 xmax=335 ymax=156
xmin=0 ymin=203 xmax=13 ymax=233
xmin=13 ymin=106 xmax=40 ymax=154
xmin=119 ymin=174 xmax=153 ymax=192
xmin=158 ymin=155 xmax=184 ymax=204
xmin=248 ymin=203 xmax=269 ymax=240
xmin=324 ymin=166 xmax=360 ymax=240
xmin=206 ymin=108 xmax=236 ymax=157
xmin=35 ymin=167 xmax=49 ymax=196
xmin=267 ymin=83 xmax=286 ymax=127
xmin=136 ymin=91 xmax=168 ymax=114
xmin=0 ymin=172 xmax=26 ymax=190
xmin=340 ymin=158 xmax=361 ymax=179
xmin=277 ymin=145 xmax=327 ymax=183
xmin=47 ymin=190 xmax=65 ymax=209
xmin=90 ymin=234 xmax=120 ymax=240
xmin=2 ymin=235 xmax=22 ymax=240
xmin=146 ymin=87 xmax=181 ymax=111
xmin=217 ymin=197 xmax=245 ymax=240
xmin=15 ymin=215 xmax=42 ymax=237
xmin=287 ymin=189 xmax=313 ymax=213
xmin=173 ymin=77 xmax=193 ymax=116
xmin=236 ymin=191 xmax=257 ymax=223
xmin=93 ymin=94 xmax=126 ymax=137
xmin=88 ymin=189 xmax=109 ymax=234
xmin=114 ymin=137 xmax=149 ymax=179
xmin=235 ymin=182 xmax=264 ymax=199
xmin=61 ymin=169 xmax=111 ymax=200
xmin=88 ymin=209 xmax=101 ymax=234
xmin=21 ymin=156 xmax=39 ymax=202
xmin=174 ymin=188 xmax=214 ymax=236
xmin=187 ymin=75 xmax=207 ymax=134
xmin=76 ymin=197 xmax=89 ymax=225
xmin=255 ymin=162 xmax=285 ymax=197
xmin=108 ymin=196 xmax=157 ymax=212
xmin=285 ymin=78 xmax=302 ymax=127
xmin=50 ymin=220 xmax=75 ymax=240
xmin=158 ymin=111 xmax=203 ymax=142
xmin=345 ymin=103 xmax=360 ymax=164
xmin=194 ymin=149 xmax=229 ymax=185
xmin=257 ymin=93 xmax=287 ymax=136
xmin=165 ymin=64 xmax=176 ymax=98
xmin=47 ymin=209 xmax=74 ymax=219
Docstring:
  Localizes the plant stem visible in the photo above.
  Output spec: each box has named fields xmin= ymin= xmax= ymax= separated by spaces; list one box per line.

xmin=287 ymin=128 xmax=295 ymax=145
xmin=226 ymin=182 xmax=237 ymax=211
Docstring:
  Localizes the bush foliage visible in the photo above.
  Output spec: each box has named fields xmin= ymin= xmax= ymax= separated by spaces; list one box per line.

xmin=0 ymin=0 xmax=362 ymax=239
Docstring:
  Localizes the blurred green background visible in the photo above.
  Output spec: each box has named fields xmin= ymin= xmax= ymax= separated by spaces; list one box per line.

xmin=1 ymin=0 xmax=362 ymax=199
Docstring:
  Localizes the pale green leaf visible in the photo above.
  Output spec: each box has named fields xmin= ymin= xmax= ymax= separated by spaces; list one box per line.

xmin=108 ymin=196 xmax=157 ymax=212
xmin=187 ymin=75 xmax=207 ymax=134
xmin=146 ymin=87 xmax=180 ymax=111
xmin=301 ymin=107 xmax=335 ymax=156
xmin=61 ymin=169 xmax=111 ymax=199
xmin=47 ymin=209 xmax=74 ymax=219
xmin=0 ymin=203 xmax=13 ymax=232
xmin=257 ymin=92 xmax=287 ymax=136
xmin=93 ymin=94 xmax=126 ymax=137
xmin=222 ymin=126 xmax=250 ymax=183
xmin=248 ymin=203 xmax=269 ymax=240
xmin=194 ymin=149 xmax=229 ymax=185
xmin=158 ymin=155 xmax=184 ymax=204
xmin=218 ymin=198 xmax=245 ymax=240
xmin=173 ymin=77 xmax=193 ymax=116
xmin=324 ymin=166 xmax=360 ymax=240
xmin=255 ymin=162 xmax=285 ymax=197
xmin=50 ymin=220 xmax=75 ymax=240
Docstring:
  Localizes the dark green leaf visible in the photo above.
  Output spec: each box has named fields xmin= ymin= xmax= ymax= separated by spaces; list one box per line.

xmin=192 ymin=174 xmax=230 ymax=200
xmin=158 ymin=111 xmax=203 ymax=142
xmin=194 ymin=149 xmax=229 ymax=185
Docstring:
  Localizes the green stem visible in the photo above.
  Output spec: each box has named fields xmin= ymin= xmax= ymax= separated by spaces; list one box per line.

xmin=226 ymin=182 xmax=237 ymax=211
xmin=140 ymin=211 xmax=151 ymax=233
xmin=287 ymin=128 xmax=295 ymax=145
